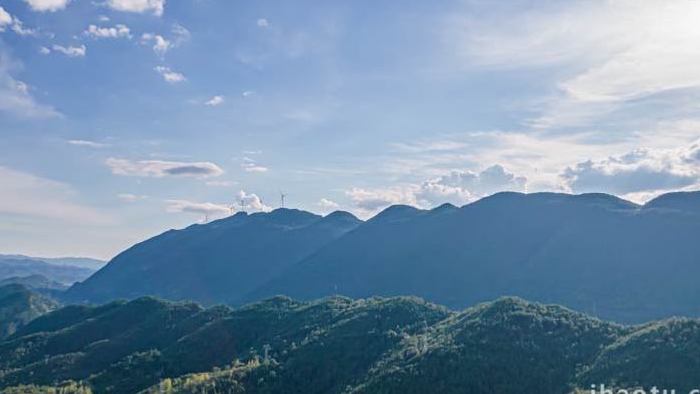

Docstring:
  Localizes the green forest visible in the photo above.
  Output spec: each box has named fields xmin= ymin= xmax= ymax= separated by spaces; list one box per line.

xmin=1 ymin=287 xmax=699 ymax=393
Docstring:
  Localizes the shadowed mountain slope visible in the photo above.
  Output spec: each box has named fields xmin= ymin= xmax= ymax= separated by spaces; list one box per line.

xmin=250 ymin=192 xmax=700 ymax=323
xmin=65 ymin=209 xmax=362 ymax=304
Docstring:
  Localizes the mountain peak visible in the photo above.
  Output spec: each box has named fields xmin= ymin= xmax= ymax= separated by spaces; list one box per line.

xmin=324 ymin=210 xmax=360 ymax=221
xmin=370 ymin=204 xmax=425 ymax=224
xmin=431 ymin=202 xmax=458 ymax=212
xmin=469 ymin=191 xmax=637 ymax=210
xmin=644 ymin=190 xmax=700 ymax=214
xmin=322 ymin=210 xmax=362 ymax=225
xmin=263 ymin=208 xmax=320 ymax=220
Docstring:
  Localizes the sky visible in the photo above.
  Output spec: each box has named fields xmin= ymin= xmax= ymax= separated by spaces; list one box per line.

xmin=1 ymin=0 xmax=699 ymax=259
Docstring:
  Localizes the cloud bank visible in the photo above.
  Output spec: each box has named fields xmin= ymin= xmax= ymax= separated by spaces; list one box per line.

xmin=106 ymin=158 xmax=224 ymax=178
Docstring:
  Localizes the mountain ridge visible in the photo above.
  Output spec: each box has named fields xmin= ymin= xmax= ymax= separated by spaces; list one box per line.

xmin=65 ymin=209 xmax=363 ymax=305
xmin=247 ymin=190 xmax=700 ymax=322
xmin=66 ymin=190 xmax=700 ymax=323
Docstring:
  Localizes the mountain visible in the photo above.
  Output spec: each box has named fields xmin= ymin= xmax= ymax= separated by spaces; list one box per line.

xmin=250 ymin=191 xmax=700 ymax=323
xmin=0 ymin=275 xmax=68 ymax=291
xmin=1 ymin=296 xmax=699 ymax=393
xmin=350 ymin=297 xmax=623 ymax=393
xmin=0 ymin=255 xmax=105 ymax=271
xmin=0 ymin=257 xmax=95 ymax=286
xmin=63 ymin=191 xmax=700 ymax=322
xmin=65 ymin=209 xmax=362 ymax=304
xmin=0 ymin=284 xmax=58 ymax=339
xmin=643 ymin=190 xmax=700 ymax=215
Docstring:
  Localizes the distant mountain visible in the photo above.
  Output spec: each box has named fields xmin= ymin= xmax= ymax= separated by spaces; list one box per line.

xmin=63 ymin=191 xmax=700 ymax=323
xmin=0 ymin=284 xmax=57 ymax=338
xmin=0 ymin=255 xmax=105 ymax=271
xmin=1 ymin=296 xmax=699 ymax=393
xmin=643 ymin=190 xmax=700 ymax=215
xmin=250 ymin=191 xmax=700 ymax=323
xmin=65 ymin=209 xmax=362 ymax=304
xmin=0 ymin=275 xmax=68 ymax=291
xmin=0 ymin=257 xmax=95 ymax=286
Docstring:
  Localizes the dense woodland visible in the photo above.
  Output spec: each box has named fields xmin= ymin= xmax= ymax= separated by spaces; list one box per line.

xmin=1 ymin=286 xmax=699 ymax=393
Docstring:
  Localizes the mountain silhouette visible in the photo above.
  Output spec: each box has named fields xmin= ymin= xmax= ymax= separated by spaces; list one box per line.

xmin=65 ymin=209 xmax=362 ymax=304
xmin=67 ymin=191 xmax=700 ymax=323
xmin=249 ymin=191 xmax=700 ymax=322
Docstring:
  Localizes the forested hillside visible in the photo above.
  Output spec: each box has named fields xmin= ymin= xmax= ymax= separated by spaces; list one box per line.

xmin=0 ymin=284 xmax=57 ymax=339
xmin=1 ymin=296 xmax=699 ymax=393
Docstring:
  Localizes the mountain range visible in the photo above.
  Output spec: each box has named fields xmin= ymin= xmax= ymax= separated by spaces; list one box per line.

xmin=0 ymin=255 xmax=105 ymax=271
xmin=1 ymin=294 xmax=699 ymax=393
xmin=65 ymin=190 xmax=700 ymax=323
xmin=66 ymin=209 xmax=361 ymax=304
xmin=0 ymin=256 xmax=100 ymax=287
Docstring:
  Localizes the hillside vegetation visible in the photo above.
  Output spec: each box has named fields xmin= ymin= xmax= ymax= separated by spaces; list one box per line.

xmin=1 ymin=296 xmax=699 ymax=393
xmin=0 ymin=284 xmax=57 ymax=339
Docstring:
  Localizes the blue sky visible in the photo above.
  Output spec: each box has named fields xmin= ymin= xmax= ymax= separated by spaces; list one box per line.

xmin=1 ymin=0 xmax=699 ymax=259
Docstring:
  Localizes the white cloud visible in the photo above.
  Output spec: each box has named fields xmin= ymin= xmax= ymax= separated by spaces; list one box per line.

xmin=141 ymin=33 xmax=171 ymax=55
xmin=141 ymin=24 xmax=189 ymax=56
xmin=449 ymin=1 xmax=700 ymax=129
xmin=346 ymin=186 xmax=418 ymax=216
xmin=23 ymin=0 xmax=70 ymax=12
xmin=241 ymin=157 xmax=268 ymax=173
xmin=562 ymin=140 xmax=700 ymax=197
xmin=205 ymin=95 xmax=224 ymax=106
xmin=0 ymin=7 xmax=37 ymax=36
xmin=0 ymin=166 xmax=112 ymax=225
xmin=98 ymin=15 xmax=110 ymax=22
xmin=417 ymin=165 xmax=527 ymax=206
xmin=392 ymin=140 xmax=470 ymax=154
xmin=11 ymin=19 xmax=38 ymax=36
xmin=39 ymin=46 xmax=50 ymax=55
xmin=236 ymin=190 xmax=271 ymax=211
xmin=242 ymin=90 xmax=255 ymax=97
xmin=117 ymin=193 xmax=147 ymax=202
xmin=106 ymin=158 xmax=224 ymax=178
xmin=346 ymin=164 xmax=528 ymax=216
xmin=0 ymin=7 xmax=11 ymax=28
xmin=107 ymin=0 xmax=165 ymax=16
xmin=166 ymin=199 xmax=230 ymax=217
xmin=84 ymin=24 xmax=131 ymax=39
xmin=171 ymin=23 xmax=190 ymax=44
xmin=0 ymin=51 xmax=60 ymax=118
xmin=257 ymin=18 xmax=269 ymax=28
xmin=243 ymin=164 xmax=268 ymax=173
xmin=154 ymin=66 xmax=185 ymax=83
xmin=318 ymin=198 xmax=339 ymax=211
xmin=52 ymin=44 xmax=86 ymax=57
xmin=67 ymin=139 xmax=109 ymax=148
